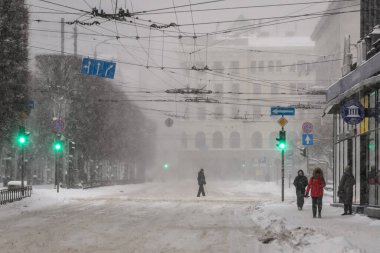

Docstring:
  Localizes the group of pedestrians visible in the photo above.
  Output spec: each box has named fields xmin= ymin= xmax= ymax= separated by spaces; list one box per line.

xmin=293 ymin=166 xmax=356 ymax=218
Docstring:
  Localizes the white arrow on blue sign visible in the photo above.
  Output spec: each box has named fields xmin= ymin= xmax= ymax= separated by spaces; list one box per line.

xmin=302 ymin=134 xmax=313 ymax=145
xmin=271 ymin=107 xmax=295 ymax=116
xmin=81 ymin=57 xmax=116 ymax=79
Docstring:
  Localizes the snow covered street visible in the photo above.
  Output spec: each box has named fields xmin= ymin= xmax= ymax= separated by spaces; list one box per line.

xmin=0 ymin=181 xmax=378 ymax=253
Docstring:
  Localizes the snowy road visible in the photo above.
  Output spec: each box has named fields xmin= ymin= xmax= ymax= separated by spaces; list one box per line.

xmin=0 ymin=181 xmax=378 ymax=253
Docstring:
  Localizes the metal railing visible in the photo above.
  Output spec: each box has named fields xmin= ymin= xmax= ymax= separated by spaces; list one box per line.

xmin=0 ymin=186 xmax=33 ymax=205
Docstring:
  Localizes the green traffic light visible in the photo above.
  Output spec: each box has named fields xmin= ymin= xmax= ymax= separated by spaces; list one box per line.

xmin=16 ymin=134 xmax=28 ymax=147
xmin=53 ymin=140 xmax=64 ymax=153
xmin=279 ymin=143 xmax=286 ymax=150
xmin=19 ymin=137 xmax=26 ymax=144
xmin=163 ymin=163 xmax=170 ymax=170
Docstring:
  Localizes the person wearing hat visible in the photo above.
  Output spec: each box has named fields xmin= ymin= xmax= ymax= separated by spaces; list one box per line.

xmin=338 ymin=166 xmax=356 ymax=215
xmin=197 ymin=168 xmax=206 ymax=197
xmin=293 ymin=169 xmax=308 ymax=210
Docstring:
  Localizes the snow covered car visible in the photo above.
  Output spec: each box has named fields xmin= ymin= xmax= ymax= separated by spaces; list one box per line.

xmin=7 ymin=181 xmax=28 ymax=190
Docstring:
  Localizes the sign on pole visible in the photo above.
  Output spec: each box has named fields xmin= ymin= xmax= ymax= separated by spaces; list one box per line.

xmin=302 ymin=122 xmax=313 ymax=134
xmin=302 ymin=134 xmax=313 ymax=145
xmin=271 ymin=107 xmax=295 ymax=116
xmin=340 ymin=100 xmax=365 ymax=125
xmin=277 ymin=116 xmax=288 ymax=127
xmin=81 ymin=57 xmax=116 ymax=79
xmin=52 ymin=118 xmax=65 ymax=133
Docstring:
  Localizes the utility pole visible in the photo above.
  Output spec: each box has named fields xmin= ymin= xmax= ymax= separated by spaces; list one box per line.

xmin=73 ymin=24 xmax=78 ymax=56
xmin=61 ymin=18 xmax=65 ymax=55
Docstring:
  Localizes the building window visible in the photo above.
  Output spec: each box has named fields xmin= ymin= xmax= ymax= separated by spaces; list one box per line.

xmin=297 ymin=60 xmax=306 ymax=76
xmin=289 ymin=63 xmax=296 ymax=72
xmin=230 ymin=61 xmax=239 ymax=74
xmin=251 ymin=61 xmax=256 ymax=73
xmin=195 ymin=132 xmax=206 ymax=149
xmin=231 ymin=107 xmax=239 ymax=119
xmin=215 ymin=106 xmax=223 ymax=119
xmin=212 ymin=132 xmax=223 ymax=149
xmin=198 ymin=107 xmax=206 ymax=120
xmin=276 ymin=60 xmax=282 ymax=72
xmin=213 ymin=61 xmax=223 ymax=72
xmin=230 ymin=131 xmax=240 ymax=148
xmin=181 ymin=133 xmax=188 ymax=149
xmin=252 ymin=132 xmax=262 ymax=148
xmin=259 ymin=61 xmax=265 ymax=72
xmin=268 ymin=61 xmax=274 ymax=72
xmin=271 ymin=84 xmax=279 ymax=94
xmin=253 ymin=84 xmax=262 ymax=94
xmin=232 ymin=83 xmax=239 ymax=94
xmin=215 ymin=83 xmax=223 ymax=96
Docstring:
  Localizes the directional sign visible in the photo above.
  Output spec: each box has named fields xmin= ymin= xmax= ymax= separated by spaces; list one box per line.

xmin=277 ymin=116 xmax=288 ymax=127
xmin=271 ymin=107 xmax=295 ymax=116
xmin=302 ymin=134 xmax=313 ymax=146
xmin=81 ymin=57 xmax=116 ymax=79
xmin=302 ymin=122 xmax=313 ymax=134
xmin=52 ymin=118 xmax=65 ymax=133
xmin=340 ymin=100 xmax=365 ymax=125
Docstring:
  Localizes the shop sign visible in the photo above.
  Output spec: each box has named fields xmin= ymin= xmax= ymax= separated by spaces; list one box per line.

xmin=340 ymin=100 xmax=365 ymax=125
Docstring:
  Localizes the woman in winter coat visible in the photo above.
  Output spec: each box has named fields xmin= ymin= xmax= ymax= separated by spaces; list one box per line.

xmin=338 ymin=166 xmax=356 ymax=215
xmin=305 ymin=167 xmax=326 ymax=218
xmin=293 ymin=169 xmax=308 ymax=210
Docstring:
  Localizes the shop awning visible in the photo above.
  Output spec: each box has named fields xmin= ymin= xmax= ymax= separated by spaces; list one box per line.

xmin=324 ymin=75 xmax=380 ymax=115
xmin=326 ymin=51 xmax=380 ymax=102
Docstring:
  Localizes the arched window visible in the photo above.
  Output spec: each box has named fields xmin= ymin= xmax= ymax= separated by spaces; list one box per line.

xmin=212 ymin=132 xmax=223 ymax=149
xmin=252 ymin=132 xmax=262 ymax=148
xmin=181 ymin=133 xmax=188 ymax=149
xmin=269 ymin=132 xmax=277 ymax=149
xmin=229 ymin=131 xmax=240 ymax=148
xmin=195 ymin=132 xmax=206 ymax=149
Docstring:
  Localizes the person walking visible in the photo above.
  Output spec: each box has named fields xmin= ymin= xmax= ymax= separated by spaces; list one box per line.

xmin=293 ymin=169 xmax=308 ymax=210
xmin=197 ymin=168 xmax=206 ymax=197
xmin=305 ymin=167 xmax=326 ymax=218
xmin=338 ymin=166 xmax=356 ymax=215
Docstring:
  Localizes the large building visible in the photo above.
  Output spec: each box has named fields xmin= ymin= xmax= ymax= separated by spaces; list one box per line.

xmin=156 ymin=19 xmax=323 ymax=181
xmin=318 ymin=0 xmax=380 ymax=217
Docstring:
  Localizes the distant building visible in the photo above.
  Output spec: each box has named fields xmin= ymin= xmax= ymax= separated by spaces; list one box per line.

xmin=159 ymin=17 xmax=320 ymax=181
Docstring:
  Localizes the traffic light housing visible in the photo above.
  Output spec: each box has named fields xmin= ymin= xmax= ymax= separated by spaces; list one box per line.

xmin=16 ymin=127 xmax=29 ymax=148
xmin=276 ymin=130 xmax=287 ymax=151
xmin=300 ymin=148 xmax=306 ymax=157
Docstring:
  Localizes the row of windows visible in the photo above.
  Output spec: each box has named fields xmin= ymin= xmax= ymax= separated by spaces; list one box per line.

xmin=181 ymin=131 xmax=263 ymax=149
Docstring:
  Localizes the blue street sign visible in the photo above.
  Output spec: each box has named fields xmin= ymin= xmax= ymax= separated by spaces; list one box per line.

xmin=340 ymin=99 xmax=365 ymax=125
xmin=271 ymin=107 xmax=295 ymax=116
xmin=302 ymin=134 xmax=313 ymax=146
xmin=81 ymin=57 xmax=116 ymax=79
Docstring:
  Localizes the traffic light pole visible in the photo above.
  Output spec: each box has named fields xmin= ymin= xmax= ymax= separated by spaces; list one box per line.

xmin=21 ymin=146 xmax=25 ymax=196
xmin=55 ymin=152 xmax=59 ymax=193
xmin=281 ymin=126 xmax=285 ymax=202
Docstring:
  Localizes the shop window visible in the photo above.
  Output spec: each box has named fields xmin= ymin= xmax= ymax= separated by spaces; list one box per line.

xmin=230 ymin=131 xmax=240 ymax=148
xmin=212 ymin=132 xmax=223 ymax=149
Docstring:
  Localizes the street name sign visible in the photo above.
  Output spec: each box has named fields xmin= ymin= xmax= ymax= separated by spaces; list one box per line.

xmin=302 ymin=122 xmax=313 ymax=134
xmin=271 ymin=107 xmax=295 ymax=116
xmin=81 ymin=57 xmax=116 ymax=79
xmin=302 ymin=134 xmax=313 ymax=145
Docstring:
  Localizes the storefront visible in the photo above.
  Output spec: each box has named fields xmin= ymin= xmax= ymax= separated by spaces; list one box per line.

xmin=326 ymin=52 xmax=380 ymax=216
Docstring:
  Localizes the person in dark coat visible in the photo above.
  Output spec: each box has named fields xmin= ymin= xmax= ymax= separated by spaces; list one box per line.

xmin=293 ymin=169 xmax=308 ymax=210
xmin=338 ymin=166 xmax=356 ymax=215
xmin=305 ymin=167 xmax=326 ymax=218
xmin=197 ymin=168 xmax=206 ymax=197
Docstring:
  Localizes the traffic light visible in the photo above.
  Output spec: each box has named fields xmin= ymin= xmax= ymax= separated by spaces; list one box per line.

xmin=53 ymin=139 xmax=64 ymax=153
xmin=16 ymin=127 xmax=29 ymax=148
xmin=276 ymin=130 xmax=287 ymax=151
xmin=300 ymin=148 xmax=306 ymax=157
xmin=162 ymin=162 xmax=170 ymax=170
